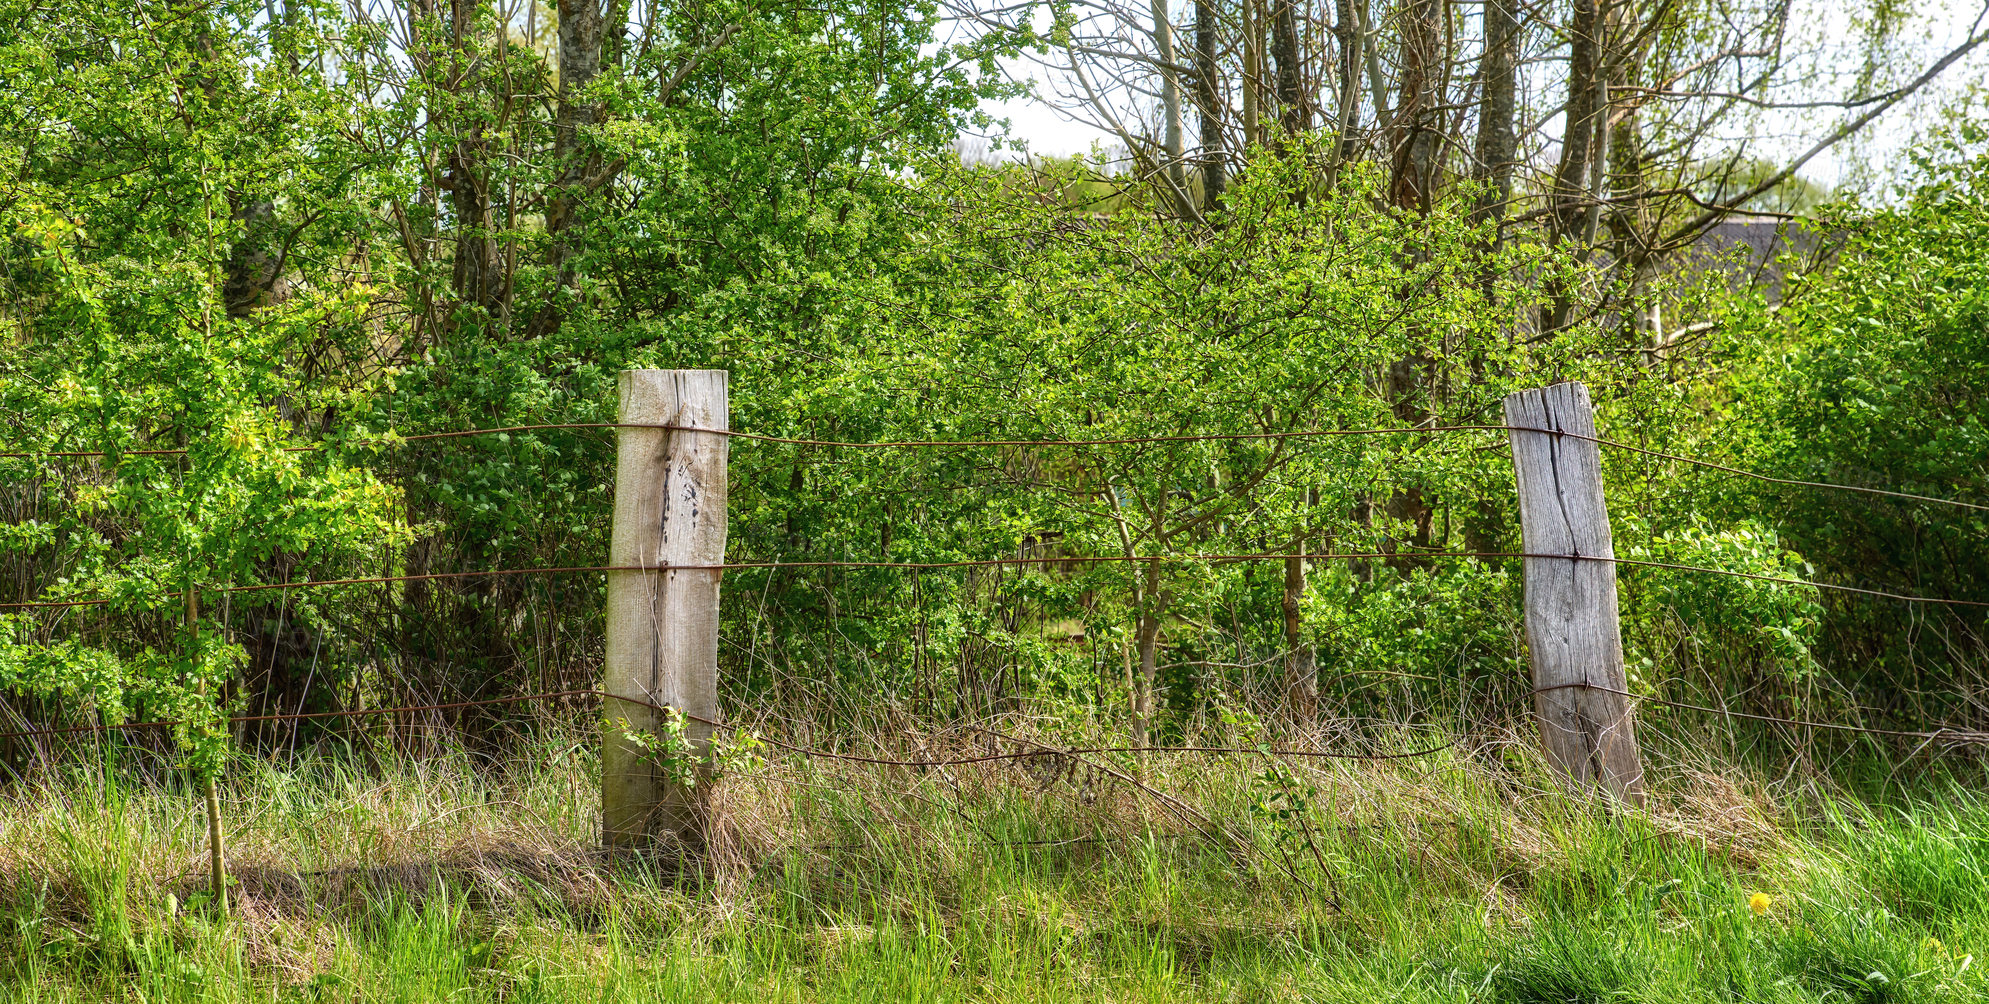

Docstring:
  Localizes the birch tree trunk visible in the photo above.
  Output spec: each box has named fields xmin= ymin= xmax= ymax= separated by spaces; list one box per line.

xmin=1149 ymin=0 xmax=1189 ymax=203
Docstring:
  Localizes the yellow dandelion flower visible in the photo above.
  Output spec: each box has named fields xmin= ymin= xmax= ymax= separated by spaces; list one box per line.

xmin=1748 ymin=892 xmax=1772 ymax=915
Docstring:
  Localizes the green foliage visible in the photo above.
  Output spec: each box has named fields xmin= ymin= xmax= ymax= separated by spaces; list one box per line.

xmin=0 ymin=0 xmax=405 ymax=769
xmin=1311 ymin=559 xmax=1525 ymax=706
xmin=1621 ymin=521 xmax=1823 ymax=696
xmin=1710 ymin=145 xmax=1989 ymax=710
xmin=616 ymin=707 xmax=704 ymax=788
xmin=3 ymin=0 xmax=1987 ymax=767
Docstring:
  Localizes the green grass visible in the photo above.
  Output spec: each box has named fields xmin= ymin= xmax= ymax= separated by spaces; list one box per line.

xmin=1 ymin=728 xmax=1985 ymax=1001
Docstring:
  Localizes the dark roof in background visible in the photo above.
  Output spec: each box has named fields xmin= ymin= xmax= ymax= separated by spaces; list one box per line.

xmin=1671 ymin=217 xmax=1841 ymax=293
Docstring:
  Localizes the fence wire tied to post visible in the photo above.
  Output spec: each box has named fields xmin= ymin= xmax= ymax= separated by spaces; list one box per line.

xmin=6 ymin=551 xmax=1987 ymax=612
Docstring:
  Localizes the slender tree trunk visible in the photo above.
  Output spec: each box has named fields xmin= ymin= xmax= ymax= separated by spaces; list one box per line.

xmin=1282 ymin=546 xmax=1316 ymax=722
xmin=1358 ymin=0 xmax=1392 ymax=132
xmin=1149 ymin=0 xmax=1189 ymax=207
xmin=448 ymin=133 xmax=502 ymax=314
xmin=1109 ymin=490 xmax=1160 ymax=747
xmin=1543 ymin=0 xmax=1603 ymax=334
xmin=1585 ymin=70 xmax=1610 ymax=248
xmin=602 ymin=0 xmax=633 ymax=67
xmin=446 ymin=0 xmax=501 ymax=315
xmin=1468 ymin=0 xmax=1519 ymax=395
xmin=1194 ymin=0 xmax=1225 ymax=208
xmin=1389 ymin=0 xmax=1441 ymax=211
xmin=1122 ymin=631 xmax=1136 ymax=726
xmin=1135 ymin=558 xmax=1163 ymax=747
xmin=1472 ymin=0 xmax=1518 ymax=229
xmin=1602 ymin=0 xmax=1658 ymax=346
xmin=1559 ymin=0 xmax=1607 ymax=218
xmin=1271 ymin=0 xmax=1307 ymax=132
xmin=204 ymin=776 xmax=227 ymax=912
xmin=530 ymin=0 xmax=611 ymax=336
xmin=187 ymin=587 xmax=227 ymax=915
xmin=1382 ymin=0 xmax=1443 ymax=552
xmin=1242 ymin=0 xmax=1261 ymax=145
xmin=1332 ymin=0 xmax=1359 ymax=146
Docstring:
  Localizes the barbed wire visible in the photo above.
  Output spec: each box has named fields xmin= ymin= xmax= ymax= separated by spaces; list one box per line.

xmin=5 ymin=550 xmax=1984 ymax=612
xmin=4 ymin=421 xmax=1983 ymax=513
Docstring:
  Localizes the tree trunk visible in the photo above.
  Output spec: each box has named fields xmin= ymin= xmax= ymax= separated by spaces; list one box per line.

xmin=1380 ymin=0 xmax=1443 ymax=556
xmin=1468 ymin=0 xmax=1519 ymax=385
xmin=1543 ymin=0 xmax=1603 ymax=335
xmin=1554 ymin=0 xmax=1602 ymax=238
xmin=551 ymin=0 xmax=608 ymax=199
xmin=1602 ymin=0 xmax=1658 ymax=345
xmin=1388 ymin=0 xmax=1441 ymax=211
xmin=1150 ymin=0 xmax=1189 ymax=207
xmin=1331 ymin=0 xmax=1359 ymax=147
xmin=1242 ymin=0 xmax=1261 ymax=145
xmin=1135 ymin=558 xmax=1164 ymax=747
xmin=1194 ymin=0 xmax=1225 ymax=208
xmin=531 ymin=0 xmax=611 ymax=336
xmin=448 ymin=132 xmax=502 ymax=315
xmin=222 ymin=199 xmax=288 ymax=318
xmin=1282 ymin=548 xmax=1316 ymax=722
xmin=1271 ymin=0 xmax=1307 ymax=132
xmin=1472 ymin=0 xmax=1518 ymax=229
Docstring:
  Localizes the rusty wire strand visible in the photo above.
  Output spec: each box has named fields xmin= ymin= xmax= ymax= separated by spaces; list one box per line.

xmin=1533 ymin=682 xmax=1989 ymax=744
xmin=3 ymin=421 xmax=1982 ymax=512
xmin=5 ymin=550 xmax=1984 ymax=612
xmin=7 ymin=683 xmax=1982 ymax=756
xmin=0 ymin=687 xmax=1453 ymax=761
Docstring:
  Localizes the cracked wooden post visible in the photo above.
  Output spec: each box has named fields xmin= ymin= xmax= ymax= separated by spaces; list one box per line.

xmin=603 ymin=369 xmax=728 ymax=847
xmin=1505 ymin=382 xmax=1645 ymax=804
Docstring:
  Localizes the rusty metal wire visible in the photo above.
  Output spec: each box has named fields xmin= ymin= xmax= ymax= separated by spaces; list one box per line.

xmin=0 ymin=687 xmax=1453 ymax=762
xmin=4 ymin=421 xmax=1982 ymax=511
xmin=1533 ymin=682 xmax=1989 ymax=745
xmin=6 ymin=682 xmax=1981 ymax=756
xmin=6 ymin=550 xmax=1983 ymax=612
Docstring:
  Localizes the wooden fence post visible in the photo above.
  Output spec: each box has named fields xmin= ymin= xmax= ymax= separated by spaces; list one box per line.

xmin=1504 ymin=382 xmax=1645 ymax=804
xmin=603 ymin=369 xmax=729 ymax=847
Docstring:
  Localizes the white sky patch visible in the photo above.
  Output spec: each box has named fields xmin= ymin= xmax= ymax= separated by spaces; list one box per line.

xmin=964 ymin=0 xmax=1989 ymax=189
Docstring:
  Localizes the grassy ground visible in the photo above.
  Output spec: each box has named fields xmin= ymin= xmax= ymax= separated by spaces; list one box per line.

xmin=1 ymin=724 xmax=1985 ymax=1002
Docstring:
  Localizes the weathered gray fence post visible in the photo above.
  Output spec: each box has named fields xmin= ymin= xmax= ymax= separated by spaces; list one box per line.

xmin=1504 ymin=382 xmax=1645 ymax=804
xmin=603 ymin=369 xmax=729 ymax=847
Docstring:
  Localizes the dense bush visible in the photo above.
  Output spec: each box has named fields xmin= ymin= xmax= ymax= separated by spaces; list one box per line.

xmin=1710 ymin=149 xmax=1989 ymax=720
xmin=1 ymin=0 xmax=1986 ymax=767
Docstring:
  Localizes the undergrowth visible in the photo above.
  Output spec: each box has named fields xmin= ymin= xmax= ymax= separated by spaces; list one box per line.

xmin=0 ymin=724 xmax=1984 ymax=1002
